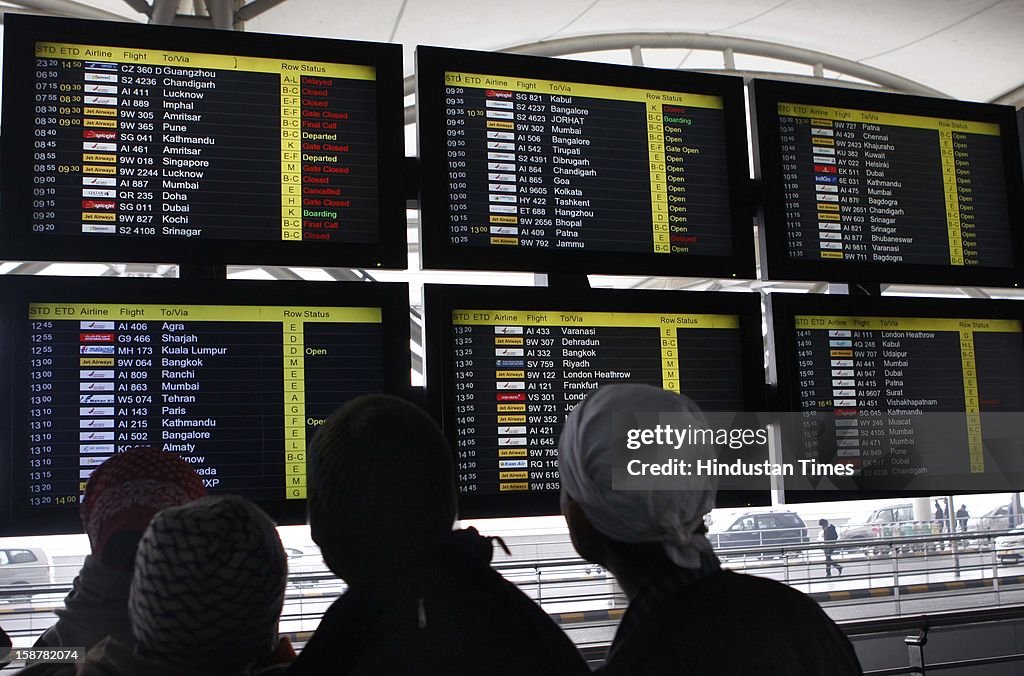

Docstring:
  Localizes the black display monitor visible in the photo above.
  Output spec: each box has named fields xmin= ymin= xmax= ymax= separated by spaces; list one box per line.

xmin=771 ymin=293 xmax=1024 ymax=501
xmin=1 ymin=14 xmax=407 ymax=268
xmin=424 ymin=284 xmax=768 ymax=518
xmin=751 ymin=79 xmax=1024 ymax=287
xmin=416 ymin=46 xmax=754 ymax=278
xmin=0 ymin=275 xmax=411 ymax=536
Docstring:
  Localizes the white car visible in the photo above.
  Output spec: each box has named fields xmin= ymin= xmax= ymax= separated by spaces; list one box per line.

xmin=0 ymin=547 xmax=53 ymax=600
xmin=994 ymin=528 xmax=1024 ymax=563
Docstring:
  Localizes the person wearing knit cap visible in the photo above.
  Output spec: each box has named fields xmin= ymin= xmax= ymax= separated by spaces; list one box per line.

xmin=33 ymin=495 xmax=294 ymax=676
xmin=559 ymin=384 xmax=862 ymax=675
xmin=33 ymin=447 xmax=206 ymax=651
xmin=289 ymin=394 xmax=587 ymax=675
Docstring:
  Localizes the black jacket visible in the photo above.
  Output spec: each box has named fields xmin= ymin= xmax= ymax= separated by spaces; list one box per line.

xmin=601 ymin=571 xmax=862 ymax=675
xmin=288 ymin=528 xmax=587 ymax=675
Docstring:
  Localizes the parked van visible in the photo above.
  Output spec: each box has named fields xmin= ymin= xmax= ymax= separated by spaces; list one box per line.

xmin=0 ymin=547 xmax=53 ymax=598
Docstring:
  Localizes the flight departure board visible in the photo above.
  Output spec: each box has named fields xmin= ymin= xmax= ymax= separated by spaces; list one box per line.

xmin=417 ymin=47 xmax=754 ymax=277
xmin=772 ymin=294 xmax=1024 ymax=499
xmin=752 ymin=80 xmax=1024 ymax=287
xmin=0 ymin=276 xmax=411 ymax=536
xmin=1 ymin=14 xmax=406 ymax=267
xmin=425 ymin=285 xmax=767 ymax=517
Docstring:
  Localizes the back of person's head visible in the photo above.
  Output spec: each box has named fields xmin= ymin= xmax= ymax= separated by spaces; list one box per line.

xmin=79 ymin=447 xmax=206 ymax=567
xmin=558 ymin=384 xmax=718 ymax=572
xmin=307 ymin=394 xmax=457 ymax=577
xmin=819 ymin=518 xmax=829 ymax=527
xmin=129 ymin=495 xmax=287 ymax=671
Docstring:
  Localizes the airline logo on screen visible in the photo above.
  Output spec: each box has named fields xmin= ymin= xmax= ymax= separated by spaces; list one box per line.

xmin=449 ymin=309 xmax=744 ymax=495
xmin=776 ymin=102 xmax=1010 ymax=268
xmin=793 ymin=314 xmax=1023 ymax=477
xmin=25 ymin=302 xmax=384 ymax=508
xmin=442 ymin=71 xmax=733 ymax=257
xmin=33 ymin=41 xmax=380 ymax=245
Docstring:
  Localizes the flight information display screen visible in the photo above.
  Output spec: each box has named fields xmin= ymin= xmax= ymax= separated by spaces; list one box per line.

xmin=0 ymin=276 xmax=411 ymax=535
xmin=1 ymin=15 xmax=406 ymax=267
xmin=425 ymin=285 xmax=767 ymax=517
xmin=772 ymin=294 xmax=1024 ymax=499
xmin=752 ymin=80 xmax=1024 ymax=287
xmin=417 ymin=47 xmax=754 ymax=277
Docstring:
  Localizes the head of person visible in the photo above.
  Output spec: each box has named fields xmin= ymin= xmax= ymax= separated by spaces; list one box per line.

xmin=80 ymin=446 xmax=207 ymax=570
xmin=819 ymin=519 xmax=829 ymax=528
xmin=558 ymin=384 xmax=718 ymax=585
xmin=307 ymin=394 xmax=457 ymax=581
xmin=129 ymin=495 xmax=287 ymax=672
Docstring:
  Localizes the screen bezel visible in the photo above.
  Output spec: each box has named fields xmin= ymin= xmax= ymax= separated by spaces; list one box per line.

xmin=416 ymin=45 xmax=755 ymax=278
xmin=424 ymin=283 xmax=769 ymax=518
xmin=1 ymin=14 xmax=408 ymax=269
xmin=769 ymin=291 xmax=1024 ymax=503
xmin=750 ymin=78 xmax=1024 ymax=287
xmin=0 ymin=275 xmax=412 ymax=536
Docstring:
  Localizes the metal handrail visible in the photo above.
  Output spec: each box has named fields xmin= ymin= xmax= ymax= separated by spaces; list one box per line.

xmin=843 ymin=603 xmax=1024 ymax=636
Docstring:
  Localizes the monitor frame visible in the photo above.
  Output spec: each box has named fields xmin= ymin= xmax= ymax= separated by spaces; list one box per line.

xmin=416 ymin=45 xmax=756 ymax=278
xmin=750 ymin=78 xmax=1024 ymax=287
xmin=1 ymin=14 xmax=408 ymax=269
xmin=424 ymin=283 xmax=769 ymax=518
xmin=769 ymin=291 xmax=1024 ymax=503
xmin=0 ymin=274 xmax=412 ymax=536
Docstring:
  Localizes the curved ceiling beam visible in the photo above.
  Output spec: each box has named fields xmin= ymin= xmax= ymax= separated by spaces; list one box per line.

xmin=403 ymin=31 xmax=948 ymax=99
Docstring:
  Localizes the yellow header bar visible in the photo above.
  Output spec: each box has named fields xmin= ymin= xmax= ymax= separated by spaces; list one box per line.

xmin=36 ymin=42 xmax=375 ymax=80
xmin=452 ymin=310 xmax=739 ymax=329
xmin=446 ymin=72 xmax=723 ymax=109
xmin=29 ymin=304 xmax=382 ymax=323
xmin=795 ymin=316 xmax=1021 ymax=333
xmin=778 ymin=102 xmax=1000 ymax=136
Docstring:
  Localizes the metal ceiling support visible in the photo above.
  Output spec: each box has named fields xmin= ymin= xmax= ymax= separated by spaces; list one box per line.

xmin=689 ymin=70 xmax=887 ymax=90
xmin=503 ymin=33 xmax=949 ymax=97
xmin=629 ymin=45 xmax=644 ymax=67
xmin=960 ymin=287 xmax=992 ymax=299
xmin=321 ymin=268 xmax=373 ymax=282
xmin=150 ymin=0 xmax=180 ymax=24
xmin=402 ymin=32 xmax=949 ymax=100
xmin=5 ymin=262 xmax=53 ymax=275
xmin=402 ymin=35 xmax=945 ymax=125
xmin=122 ymin=0 xmax=152 ymax=16
xmin=259 ymin=266 xmax=304 ymax=280
xmin=206 ymin=0 xmax=232 ymax=28
xmin=8 ymin=0 xmax=136 ymax=21
xmin=169 ymin=14 xmax=214 ymax=27
xmin=723 ymin=46 xmax=735 ymax=71
xmin=235 ymin=0 xmax=287 ymax=23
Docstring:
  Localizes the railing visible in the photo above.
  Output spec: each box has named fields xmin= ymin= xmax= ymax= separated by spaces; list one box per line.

xmin=847 ymin=604 xmax=1024 ymax=675
xmin=1 ymin=528 xmax=1022 ymax=666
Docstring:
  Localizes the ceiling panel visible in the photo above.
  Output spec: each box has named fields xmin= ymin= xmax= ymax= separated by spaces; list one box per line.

xmin=862 ymin=0 xmax=1024 ymax=102
xmin=247 ymin=0 xmax=407 ymax=41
